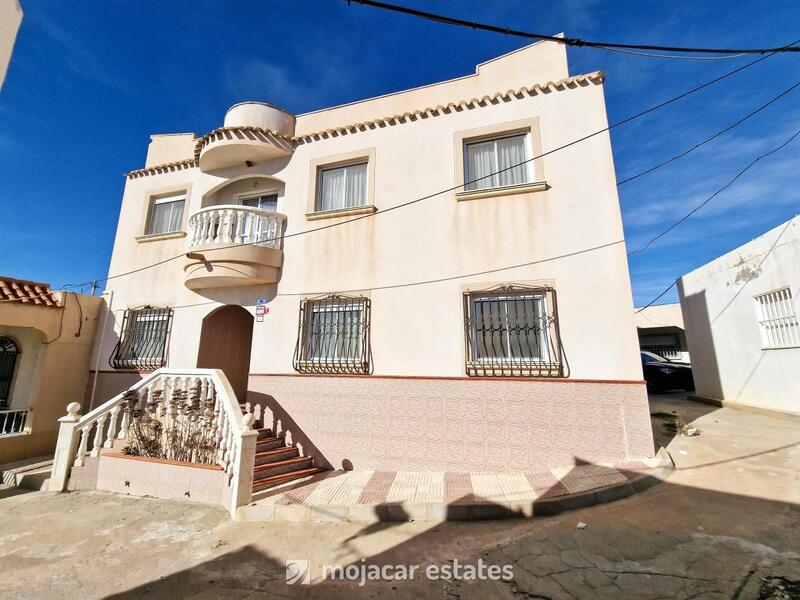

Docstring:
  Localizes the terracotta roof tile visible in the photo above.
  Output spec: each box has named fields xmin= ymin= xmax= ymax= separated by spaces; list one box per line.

xmin=126 ymin=70 xmax=604 ymax=179
xmin=0 ymin=276 xmax=61 ymax=307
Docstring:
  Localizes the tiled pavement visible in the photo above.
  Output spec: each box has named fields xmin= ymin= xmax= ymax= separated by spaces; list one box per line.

xmin=238 ymin=458 xmax=669 ymax=522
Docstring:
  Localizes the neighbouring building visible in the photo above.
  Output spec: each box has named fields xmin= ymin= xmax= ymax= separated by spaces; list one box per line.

xmin=679 ymin=215 xmax=800 ymax=415
xmin=0 ymin=0 xmax=23 ymax=90
xmin=634 ymin=303 xmax=690 ymax=362
xmin=0 ymin=277 xmax=101 ymax=463
xmin=82 ymin=39 xmax=653 ymax=487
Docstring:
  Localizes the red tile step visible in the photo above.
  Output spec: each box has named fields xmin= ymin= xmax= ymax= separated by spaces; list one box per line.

xmin=252 ymin=467 xmax=324 ymax=492
xmin=254 ymin=446 xmax=299 ymax=466
xmin=253 ymin=456 xmax=314 ymax=481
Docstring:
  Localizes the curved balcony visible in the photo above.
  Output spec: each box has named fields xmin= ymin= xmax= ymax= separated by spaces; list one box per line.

xmin=198 ymin=128 xmax=294 ymax=172
xmin=184 ymin=205 xmax=287 ymax=290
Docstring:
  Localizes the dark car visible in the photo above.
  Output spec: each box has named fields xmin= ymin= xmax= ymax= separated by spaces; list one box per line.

xmin=640 ymin=351 xmax=694 ymax=392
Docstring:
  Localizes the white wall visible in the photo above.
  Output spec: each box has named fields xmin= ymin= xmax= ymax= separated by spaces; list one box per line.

xmin=679 ymin=215 xmax=800 ymax=414
xmin=0 ymin=0 xmax=23 ymax=90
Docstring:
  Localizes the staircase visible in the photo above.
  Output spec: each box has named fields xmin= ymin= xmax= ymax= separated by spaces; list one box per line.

xmin=243 ymin=406 xmax=323 ymax=492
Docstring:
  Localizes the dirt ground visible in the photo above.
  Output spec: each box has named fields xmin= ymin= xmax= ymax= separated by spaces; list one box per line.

xmin=1 ymin=393 xmax=799 ymax=599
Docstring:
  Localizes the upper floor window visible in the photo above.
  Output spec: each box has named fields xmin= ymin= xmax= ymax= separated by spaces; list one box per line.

xmin=463 ymin=285 xmax=562 ymax=377
xmin=293 ymin=294 xmax=372 ymax=374
xmin=147 ymin=193 xmax=185 ymax=235
xmin=754 ymin=287 xmax=800 ymax=349
xmin=464 ymin=133 xmax=531 ymax=191
xmin=0 ymin=337 xmax=19 ymax=408
xmin=110 ymin=307 xmax=173 ymax=370
xmin=316 ymin=162 xmax=368 ymax=212
xmin=241 ymin=193 xmax=278 ymax=212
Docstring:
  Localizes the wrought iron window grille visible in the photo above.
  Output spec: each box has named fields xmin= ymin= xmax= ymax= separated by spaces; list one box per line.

xmin=463 ymin=284 xmax=564 ymax=377
xmin=293 ymin=294 xmax=373 ymax=375
xmin=110 ymin=307 xmax=173 ymax=370
xmin=0 ymin=337 xmax=19 ymax=408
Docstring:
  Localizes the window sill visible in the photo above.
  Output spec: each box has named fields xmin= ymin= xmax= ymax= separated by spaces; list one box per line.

xmin=761 ymin=345 xmax=800 ymax=350
xmin=305 ymin=205 xmax=377 ymax=221
xmin=0 ymin=431 xmax=31 ymax=439
xmin=135 ymin=231 xmax=187 ymax=243
xmin=455 ymin=181 xmax=549 ymax=202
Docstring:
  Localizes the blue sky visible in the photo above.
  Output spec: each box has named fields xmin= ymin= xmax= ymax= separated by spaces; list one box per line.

xmin=1 ymin=0 xmax=799 ymax=306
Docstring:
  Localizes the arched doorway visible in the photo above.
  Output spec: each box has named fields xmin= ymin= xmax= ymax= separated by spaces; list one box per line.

xmin=196 ymin=306 xmax=254 ymax=402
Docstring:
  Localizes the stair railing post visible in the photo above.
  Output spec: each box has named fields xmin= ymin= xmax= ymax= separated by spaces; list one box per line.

xmin=49 ymin=402 xmax=82 ymax=492
xmin=229 ymin=413 xmax=258 ymax=519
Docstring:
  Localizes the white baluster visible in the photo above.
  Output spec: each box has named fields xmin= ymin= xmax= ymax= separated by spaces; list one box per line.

xmin=104 ymin=405 xmax=120 ymax=448
xmin=118 ymin=406 xmax=131 ymax=439
xmin=218 ymin=416 xmax=229 ymax=468
xmin=75 ymin=425 xmax=90 ymax=466
xmin=253 ymin=404 xmax=262 ymax=424
xmin=213 ymin=209 xmax=223 ymax=243
xmin=90 ymin=414 xmax=107 ymax=457
xmin=236 ymin=210 xmax=246 ymax=244
xmin=285 ymin=429 xmax=293 ymax=448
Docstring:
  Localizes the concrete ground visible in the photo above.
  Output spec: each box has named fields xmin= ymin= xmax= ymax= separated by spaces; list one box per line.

xmin=1 ymin=393 xmax=799 ymax=599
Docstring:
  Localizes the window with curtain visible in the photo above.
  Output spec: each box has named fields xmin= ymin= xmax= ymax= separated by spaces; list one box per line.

xmin=464 ymin=133 xmax=531 ymax=191
xmin=241 ymin=194 xmax=278 ymax=212
xmin=110 ymin=307 xmax=173 ymax=370
xmin=147 ymin=194 xmax=185 ymax=234
xmin=316 ymin=162 xmax=368 ymax=212
xmin=463 ymin=286 xmax=563 ymax=377
xmin=293 ymin=295 xmax=372 ymax=374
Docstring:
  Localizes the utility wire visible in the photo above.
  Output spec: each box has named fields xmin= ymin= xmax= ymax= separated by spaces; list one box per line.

xmin=628 ymin=126 xmax=800 ymax=256
xmin=634 ymin=283 xmax=676 ymax=313
xmin=66 ymin=44 xmax=790 ymax=290
xmin=348 ymin=0 xmax=800 ymax=56
xmin=596 ymin=46 xmax=747 ymax=61
xmin=617 ymin=79 xmax=800 ymax=185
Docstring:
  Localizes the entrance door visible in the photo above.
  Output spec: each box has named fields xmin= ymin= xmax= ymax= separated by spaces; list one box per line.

xmin=196 ymin=305 xmax=254 ymax=402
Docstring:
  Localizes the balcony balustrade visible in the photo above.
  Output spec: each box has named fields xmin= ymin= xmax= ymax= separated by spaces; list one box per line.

xmin=184 ymin=205 xmax=287 ymax=289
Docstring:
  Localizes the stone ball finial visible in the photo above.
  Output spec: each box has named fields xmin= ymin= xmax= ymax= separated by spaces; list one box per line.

xmin=242 ymin=413 xmax=256 ymax=430
xmin=66 ymin=402 xmax=81 ymax=416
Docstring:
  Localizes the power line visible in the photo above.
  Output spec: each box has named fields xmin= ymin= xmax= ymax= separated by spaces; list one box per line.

xmin=67 ymin=45 xmax=789 ymax=289
xmin=628 ymin=126 xmax=800 ymax=256
xmin=617 ymin=79 xmax=800 ymax=185
xmin=348 ymin=0 xmax=800 ymax=56
xmin=634 ymin=282 xmax=677 ymax=313
xmin=596 ymin=46 xmax=747 ymax=61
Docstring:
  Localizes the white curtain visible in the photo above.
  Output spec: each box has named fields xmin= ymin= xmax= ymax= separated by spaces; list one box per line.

xmin=149 ymin=199 xmax=184 ymax=234
xmin=318 ymin=164 xmax=367 ymax=211
xmin=344 ymin=163 xmax=367 ymax=208
xmin=465 ymin=140 xmax=496 ymax=190
xmin=496 ymin=135 xmax=528 ymax=187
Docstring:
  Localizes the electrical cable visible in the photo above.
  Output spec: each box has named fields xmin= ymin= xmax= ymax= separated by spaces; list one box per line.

xmin=349 ymin=0 xmax=800 ymax=56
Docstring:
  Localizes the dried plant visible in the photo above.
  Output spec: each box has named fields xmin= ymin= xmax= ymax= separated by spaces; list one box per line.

xmin=122 ymin=383 xmax=219 ymax=465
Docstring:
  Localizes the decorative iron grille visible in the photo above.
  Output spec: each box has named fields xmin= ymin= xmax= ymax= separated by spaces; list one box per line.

xmin=293 ymin=294 xmax=372 ymax=374
xmin=110 ymin=307 xmax=173 ymax=370
xmin=463 ymin=285 xmax=563 ymax=377
xmin=0 ymin=337 xmax=19 ymax=408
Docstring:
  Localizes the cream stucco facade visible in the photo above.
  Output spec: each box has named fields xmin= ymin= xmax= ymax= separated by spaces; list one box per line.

xmin=0 ymin=288 xmax=101 ymax=463
xmin=89 ymin=41 xmax=653 ymax=471
xmin=679 ymin=215 xmax=800 ymax=415
xmin=0 ymin=0 xmax=22 ymax=91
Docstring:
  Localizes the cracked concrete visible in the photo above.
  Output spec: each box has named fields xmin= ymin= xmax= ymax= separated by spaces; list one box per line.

xmin=1 ymin=394 xmax=799 ymax=599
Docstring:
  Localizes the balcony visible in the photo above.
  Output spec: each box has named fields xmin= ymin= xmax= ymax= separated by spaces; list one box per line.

xmin=183 ymin=205 xmax=287 ymax=290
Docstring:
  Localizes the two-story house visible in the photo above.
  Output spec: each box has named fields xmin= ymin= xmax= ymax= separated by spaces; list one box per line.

xmin=86 ymin=40 xmax=653 ymax=488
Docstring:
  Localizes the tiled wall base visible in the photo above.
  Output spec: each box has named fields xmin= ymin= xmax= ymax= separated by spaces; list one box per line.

xmin=247 ymin=375 xmax=654 ymax=472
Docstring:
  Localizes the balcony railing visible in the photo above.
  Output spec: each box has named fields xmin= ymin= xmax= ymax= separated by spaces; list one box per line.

xmin=0 ymin=409 xmax=28 ymax=436
xmin=187 ymin=205 xmax=287 ymax=250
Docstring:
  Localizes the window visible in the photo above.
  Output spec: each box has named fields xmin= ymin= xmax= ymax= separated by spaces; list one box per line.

xmin=0 ymin=337 xmax=19 ymax=408
xmin=293 ymin=295 xmax=372 ymax=374
xmin=316 ymin=162 xmax=368 ymax=212
xmin=110 ymin=307 xmax=173 ymax=370
xmin=755 ymin=287 xmax=800 ymax=349
xmin=464 ymin=133 xmax=531 ymax=191
xmin=241 ymin=193 xmax=277 ymax=212
xmin=463 ymin=285 xmax=562 ymax=377
xmin=147 ymin=193 xmax=185 ymax=235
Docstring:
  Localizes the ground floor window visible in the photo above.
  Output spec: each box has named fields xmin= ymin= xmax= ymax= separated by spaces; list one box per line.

xmin=110 ymin=307 xmax=173 ymax=370
xmin=0 ymin=337 xmax=19 ymax=408
xmin=293 ymin=294 xmax=372 ymax=374
xmin=463 ymin=285 xmax=562 ymax=377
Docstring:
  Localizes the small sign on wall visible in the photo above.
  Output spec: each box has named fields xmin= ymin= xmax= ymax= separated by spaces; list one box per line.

xmin=256 ymin=299 xmax=269 ymax=323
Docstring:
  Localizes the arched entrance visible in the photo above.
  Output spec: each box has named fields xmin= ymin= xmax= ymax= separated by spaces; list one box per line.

xmin=196 ymin=306 xmax=254 ymax=402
